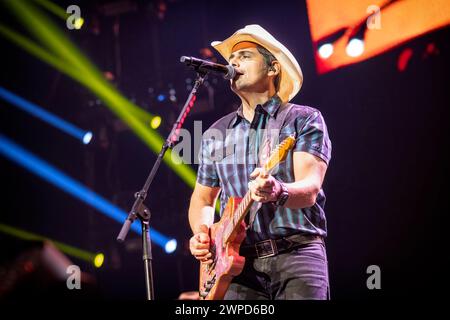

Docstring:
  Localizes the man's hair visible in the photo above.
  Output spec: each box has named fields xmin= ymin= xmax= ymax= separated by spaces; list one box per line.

xmin=256 ymin=44 xmax=281 ymax=90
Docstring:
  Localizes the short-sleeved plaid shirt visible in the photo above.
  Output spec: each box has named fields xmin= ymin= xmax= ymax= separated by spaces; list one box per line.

xmin=197 ymin=95 xmax=332 ymax=245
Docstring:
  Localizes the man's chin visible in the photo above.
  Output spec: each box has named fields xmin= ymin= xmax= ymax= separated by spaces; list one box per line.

xmin=231 ymin=82 xmax=249 ymax=94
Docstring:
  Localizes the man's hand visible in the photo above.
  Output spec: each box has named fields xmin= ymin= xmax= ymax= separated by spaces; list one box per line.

xmin=248 ymin=167 xmax=282 ymax=203
xmin=189 ymin=224 xmax=213 ymax=265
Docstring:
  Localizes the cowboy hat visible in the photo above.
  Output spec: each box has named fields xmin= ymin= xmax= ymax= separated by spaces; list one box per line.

xmin=211 ymin=24 xmax=303 ymax=103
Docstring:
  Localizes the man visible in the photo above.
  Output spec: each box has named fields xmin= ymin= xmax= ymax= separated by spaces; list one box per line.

xmin=188 ymin=25 xmax=332 ymax=300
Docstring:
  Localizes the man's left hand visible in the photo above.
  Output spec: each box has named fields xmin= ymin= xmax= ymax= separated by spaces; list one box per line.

xmin=248 ymin=168 xmax=282 ymax=203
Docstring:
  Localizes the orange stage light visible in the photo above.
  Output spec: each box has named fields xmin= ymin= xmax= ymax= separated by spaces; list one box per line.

xmin=306 ymin=0 xmax=450 ymax=74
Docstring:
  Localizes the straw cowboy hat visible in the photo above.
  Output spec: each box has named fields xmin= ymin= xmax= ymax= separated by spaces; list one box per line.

xmin=211 ymin=24 xmax=303 ymax=103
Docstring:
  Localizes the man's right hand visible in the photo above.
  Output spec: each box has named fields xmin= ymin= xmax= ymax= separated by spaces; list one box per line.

xmin=189 ymin=224 xmax=213 ymax=265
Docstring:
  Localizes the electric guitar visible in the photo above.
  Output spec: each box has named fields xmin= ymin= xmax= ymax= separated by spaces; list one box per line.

xmin=198 ymin=134 xmax=296 ymax=300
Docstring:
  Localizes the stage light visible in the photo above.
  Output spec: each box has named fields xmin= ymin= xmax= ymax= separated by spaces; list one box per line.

xmin=157 ymin=94 xmax=166 ymax=102
xmin=94 ymin=253 xmax=104 ymax=268
xmin=0 ymin=134 xmax=177 ymax=253
xmin=169 ymin=89 xmax=177 ymax=103
xmin=2 ymin=0 xmax=198 ymax=189
xmin=82 ymin=131 xmax=93 ymax=144
xmin=0 ymin=86 xmax=93 ymax=145
xmin=346 ymin=38 xmax=365 ymax=57
xmin=307 ymin=0 xmax=450 ymax=73
xmin=150 ymin=116 xmax=161 ymax=129
xmin=73 ymin=17 xmax=84 ymax=30
xmin=165 ymin=239 xmax=177 ymax=254
xmin=318 ymin=43 xmax=334 ymax=59
xmin=0 ymin=223 xmax=104 ymax=267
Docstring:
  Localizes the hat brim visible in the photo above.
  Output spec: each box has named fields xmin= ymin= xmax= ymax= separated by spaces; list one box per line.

xmin=211 ymin=25 xmax=303 ymax=103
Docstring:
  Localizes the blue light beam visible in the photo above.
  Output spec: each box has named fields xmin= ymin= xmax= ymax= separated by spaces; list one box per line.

xmin=0 ymin=86 xmax=93 ymax=144
xmin=0 ymin=134 xmax=177 ymax=252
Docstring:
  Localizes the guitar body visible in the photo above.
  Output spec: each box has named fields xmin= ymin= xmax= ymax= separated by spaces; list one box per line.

xmin=199 ymin=196 xmax=247 ymax=300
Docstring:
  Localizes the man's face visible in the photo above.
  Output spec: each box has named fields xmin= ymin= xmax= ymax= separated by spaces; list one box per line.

xmin=228 ymin=47 xmax=272 ymax=95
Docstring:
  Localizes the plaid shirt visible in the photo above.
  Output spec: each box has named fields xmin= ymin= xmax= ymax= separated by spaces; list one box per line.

xmin=197 ymin=95 xmax=332 ymax=245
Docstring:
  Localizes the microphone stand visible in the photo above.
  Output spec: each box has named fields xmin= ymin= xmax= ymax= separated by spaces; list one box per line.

xmin=116 ymin=69 xmax=208 ymax=300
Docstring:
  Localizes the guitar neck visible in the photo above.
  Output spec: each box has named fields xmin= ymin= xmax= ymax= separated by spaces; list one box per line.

xmin=221 ymin=134 xmax=297 ymax=244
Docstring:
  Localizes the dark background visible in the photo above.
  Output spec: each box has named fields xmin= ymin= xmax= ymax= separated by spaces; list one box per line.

xmin=0 ymin=0 xmax=448 ymax=300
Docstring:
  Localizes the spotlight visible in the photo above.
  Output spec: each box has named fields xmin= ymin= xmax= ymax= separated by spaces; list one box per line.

xmin=164 ymin=239 xmax=177 ymax=254
xmin=318 ymin=43 xmax=334 ymax=59
xmin=150 ymin=116 xmax=161 ymax=129
xmin=0 ymin=86 xmax=93 ymax=145
xmin=82 ymin=131 xmax=93 ymax=144
xmin=0 ymin=223 xmax=105 ymax=268
xmin=157 ymin=94 xmax=166 ymax=102
xmin=74 ymin=17 xmax=84 ymax=30
xmin=0 ymin=134 xmax=175 ymax=252
xmin=345 ymin=20 xmax=366 ymax=58
xmin=346 ymin=38 xmax=365 ymax=57
xmin=94 ymin=253 xmax=104 ymax=268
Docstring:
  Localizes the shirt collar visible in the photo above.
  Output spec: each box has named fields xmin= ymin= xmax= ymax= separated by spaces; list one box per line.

xmin=229 ymin=94 xmax=283 ymax=128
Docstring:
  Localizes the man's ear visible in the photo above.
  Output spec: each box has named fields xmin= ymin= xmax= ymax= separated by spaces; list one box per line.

xmin=268 ymin=61 xmax=281 ymax=76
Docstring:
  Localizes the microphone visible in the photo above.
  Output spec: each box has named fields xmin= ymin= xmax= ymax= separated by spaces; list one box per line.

xmin=180 ymin=56 xmax=237 ymax=80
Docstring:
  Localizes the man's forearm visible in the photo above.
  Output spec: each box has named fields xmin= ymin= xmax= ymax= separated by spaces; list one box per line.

xmin=188 ymin=203 xmax=215 ymax=234
xmin=283 ymin=179 xmax=320 ymax=209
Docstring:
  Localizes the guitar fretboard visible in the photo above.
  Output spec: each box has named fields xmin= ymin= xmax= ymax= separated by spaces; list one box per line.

xmin=221 ymin=134 xmax=296 ymax=245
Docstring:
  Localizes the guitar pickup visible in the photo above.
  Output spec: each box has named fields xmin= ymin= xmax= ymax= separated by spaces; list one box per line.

xmin=204 ymin=282 xmax=214 ymax=290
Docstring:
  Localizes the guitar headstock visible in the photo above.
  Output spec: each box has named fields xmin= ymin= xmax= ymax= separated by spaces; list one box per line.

xmin=263 ymin=134 xmax=296 ymax=173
